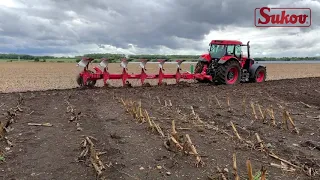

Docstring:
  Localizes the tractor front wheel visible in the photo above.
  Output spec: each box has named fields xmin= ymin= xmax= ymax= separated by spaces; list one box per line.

xmin=194 ymin=61 xmax=205 ymax=74
xmin=250 ymin=66 xmax=266 ymax=83
xmin=215 ymin=60 xmax=241 ymax=85
xmin=194 ymin=61 xmax=211 ymax=83
xmin=76 ymin=70 xmax=97 ymax=88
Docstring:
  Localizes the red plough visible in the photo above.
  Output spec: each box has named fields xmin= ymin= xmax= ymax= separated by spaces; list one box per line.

xmin=76 ymin=40 xmax=267 ymax=88
xmin=76 ymin=57 xmax=212 ymax=88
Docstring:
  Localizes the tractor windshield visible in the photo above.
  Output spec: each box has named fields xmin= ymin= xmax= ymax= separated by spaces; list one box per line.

xmin=209 ymin=44 xmax=227 ymax=59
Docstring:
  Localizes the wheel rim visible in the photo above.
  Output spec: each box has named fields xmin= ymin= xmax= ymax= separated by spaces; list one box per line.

xmin=256 ymin=70 xmax=265 ymax=82
xmin=226 ymin=67 xmax=239 ymax=84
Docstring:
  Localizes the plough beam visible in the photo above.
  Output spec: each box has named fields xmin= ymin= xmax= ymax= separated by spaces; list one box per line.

xmin=76 ymin=57 xmax=213 ymax=88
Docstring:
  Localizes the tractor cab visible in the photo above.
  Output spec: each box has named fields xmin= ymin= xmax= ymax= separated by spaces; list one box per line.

xmin=205 ymin=40 xmax=253 ymax=68
xmin=195 ymin=40 xmax=266 ymax=85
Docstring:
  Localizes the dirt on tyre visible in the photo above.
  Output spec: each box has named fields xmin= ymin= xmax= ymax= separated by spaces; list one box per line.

xmin=76 ymin=70 xmax=97 ymax=88
xmin=250 ymin=66 xmax=267 ymax=83
xmin=215 ymin=60 xmax=241 ymax=85
xmin=194 ymin=61 xmax=204 ymax=74
xmin=194 ymin=61 xmax=211 ymax=83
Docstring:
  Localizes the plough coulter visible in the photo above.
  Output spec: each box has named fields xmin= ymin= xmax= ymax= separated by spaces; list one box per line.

xmin=76 ymin=40 xmax=267 ymax=88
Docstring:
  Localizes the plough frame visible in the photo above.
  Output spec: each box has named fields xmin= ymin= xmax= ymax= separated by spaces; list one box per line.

xmin=76 ymin=57 xmax=212 ymax=87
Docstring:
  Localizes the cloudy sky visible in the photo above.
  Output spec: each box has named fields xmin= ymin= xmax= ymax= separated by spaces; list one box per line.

xmin=0 ymin=0 xmax=319 ymax=57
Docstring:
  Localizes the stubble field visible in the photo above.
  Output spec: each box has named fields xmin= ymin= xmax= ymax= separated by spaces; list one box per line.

xmin=0 ymin=61 xmax=320 ymax=180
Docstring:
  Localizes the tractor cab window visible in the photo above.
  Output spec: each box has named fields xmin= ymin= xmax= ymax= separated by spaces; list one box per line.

xmin=209 ymin=44 xmax=226 ymax=59
xmin=235 ymin=45 xmax=241 ymax=58
xmin=226 ymin=45 xmax=235 ymax=55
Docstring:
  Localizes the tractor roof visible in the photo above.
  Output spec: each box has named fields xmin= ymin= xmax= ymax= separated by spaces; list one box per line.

xmin=210 ymin=40 xmax=243 ymax=45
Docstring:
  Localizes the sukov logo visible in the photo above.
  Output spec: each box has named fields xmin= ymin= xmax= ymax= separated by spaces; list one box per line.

xmin=255 ymin=7 xmax=311 ymax=27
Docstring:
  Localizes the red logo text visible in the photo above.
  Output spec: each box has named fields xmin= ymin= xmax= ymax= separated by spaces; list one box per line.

xmin=255 ymin=7 xmax=311 ymax=27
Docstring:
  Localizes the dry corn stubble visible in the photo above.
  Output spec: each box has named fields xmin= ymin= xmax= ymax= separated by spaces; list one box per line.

xmin=247 ymin=160 xmax=254 ymax=180
xmin=192 ymin=95 xmax=311 ymax=178
xmin=228 ymin=118 xmax=312 ymax=178
xmin=65 ymin=99 xmax=83 ymax=131
xmin=232 ymin=153 xmax=240 ymax=180
xmin=1 ymin=95 xmax=25 ymax=147
xmin=257 ymin=104 xmax=266 ymax=121
xmin=226 ymin=95 xmax=232 ymax=112
xmin=250 ymin=102 xmax=258 ymax=121
xmin=184 ymin=134 xmax=204 ymax=167
xmin=214 ymin=95 xmax=222 ymax=108
xmin=120 ymin=98 xmax=205 ymax=167
xmin=266 ymin=106 xmax=276 ymax=126
xmin=252 ymin=131 xmax=314 ymax=177
xmin=79 ymin=136 xmax=105 ymax=178
xmin=120 ymin=98 xmax=165 ymax=137
xmin=119 ymin=94 xmax=313 ymax=178
xmin=212 ymin=155 xmax=268 ymax=180
xmin=284 ymin=110 xmax=299 ymax=134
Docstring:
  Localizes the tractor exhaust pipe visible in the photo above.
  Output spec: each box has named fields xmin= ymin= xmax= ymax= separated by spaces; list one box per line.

xmin=247 ymin=41 xmax=250 ymax=59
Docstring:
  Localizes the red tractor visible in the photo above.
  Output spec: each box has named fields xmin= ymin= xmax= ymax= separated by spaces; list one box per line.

xmin=194 ymin=40 xmax=267 ymax=85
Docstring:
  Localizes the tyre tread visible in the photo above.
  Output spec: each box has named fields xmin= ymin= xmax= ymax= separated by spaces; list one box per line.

xmin=215 ymin=60 xmax=240 ymax=85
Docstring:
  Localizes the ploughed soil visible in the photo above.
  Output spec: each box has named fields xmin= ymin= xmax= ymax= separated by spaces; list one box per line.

xmin=0 ymin=77 xmax=320 ymax=180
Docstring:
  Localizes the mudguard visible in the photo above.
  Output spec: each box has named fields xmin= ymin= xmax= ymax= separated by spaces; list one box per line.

xmin=217 ymin=56 xmax=237 ymax=64
xmin=198 ymin=57 xmax=208 ymax=62
xmin=198 ymin=53 xmax=211 ymax=63
xmin=249 ymin=63 xmax=266 ymax=78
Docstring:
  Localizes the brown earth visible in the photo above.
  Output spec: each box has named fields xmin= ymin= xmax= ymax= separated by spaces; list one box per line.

xmin=0 ymin=77 xmax=320 ymax=180
xmin=1 ymin=62 xmax=320 ymax=93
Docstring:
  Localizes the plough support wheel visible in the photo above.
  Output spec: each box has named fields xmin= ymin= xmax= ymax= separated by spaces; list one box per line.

xmin=76 ymin=70 xmax=97 ymax=88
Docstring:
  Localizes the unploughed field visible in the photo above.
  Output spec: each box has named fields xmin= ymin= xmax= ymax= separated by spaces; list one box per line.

xmin=1 ymin=62 xmax=320 ymax=93
xmin=0 ymin=62 xmax=320 ymax=180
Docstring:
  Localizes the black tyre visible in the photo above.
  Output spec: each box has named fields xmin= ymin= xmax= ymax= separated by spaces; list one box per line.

xmin=249 ymin=66 xmax=266 ymax=83
xmin=76 ymin=70 xmax=97 ymax=88
xmin=194 ymin=61 xmax=211 ymax=83
xmin=215 ymin=60 xmax=241 ymax=85
xmin=194 ymin=61 xmax=205 ymax=73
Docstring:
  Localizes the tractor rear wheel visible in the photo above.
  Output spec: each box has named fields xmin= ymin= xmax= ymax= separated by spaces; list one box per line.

xmin=215 ymin=60 xmax=241 ymax=85
xmin=250 ymin=66 xmax=266 ymax=83
xmin=76 ymin=70 xmax=97 ymax=88
xmin=194 ymin=61 xmax=211 ymax=83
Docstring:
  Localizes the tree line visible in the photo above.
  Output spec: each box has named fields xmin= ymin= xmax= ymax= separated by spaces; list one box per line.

xmin=1 ymin=53 xmax=319 ymax=62
xmin=0 ymin=53 xmax=55 ymax=60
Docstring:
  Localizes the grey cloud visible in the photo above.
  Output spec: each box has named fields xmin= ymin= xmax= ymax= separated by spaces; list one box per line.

xmin=0 ymin=46 xmax=74 ymax=55
xmin=0 ymin=0 xmax=319 ymax=56
xmin=174 ymin=0 xmax=281 ymax=27
xmin=271 ymin=37 xmax=320 ymax=50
